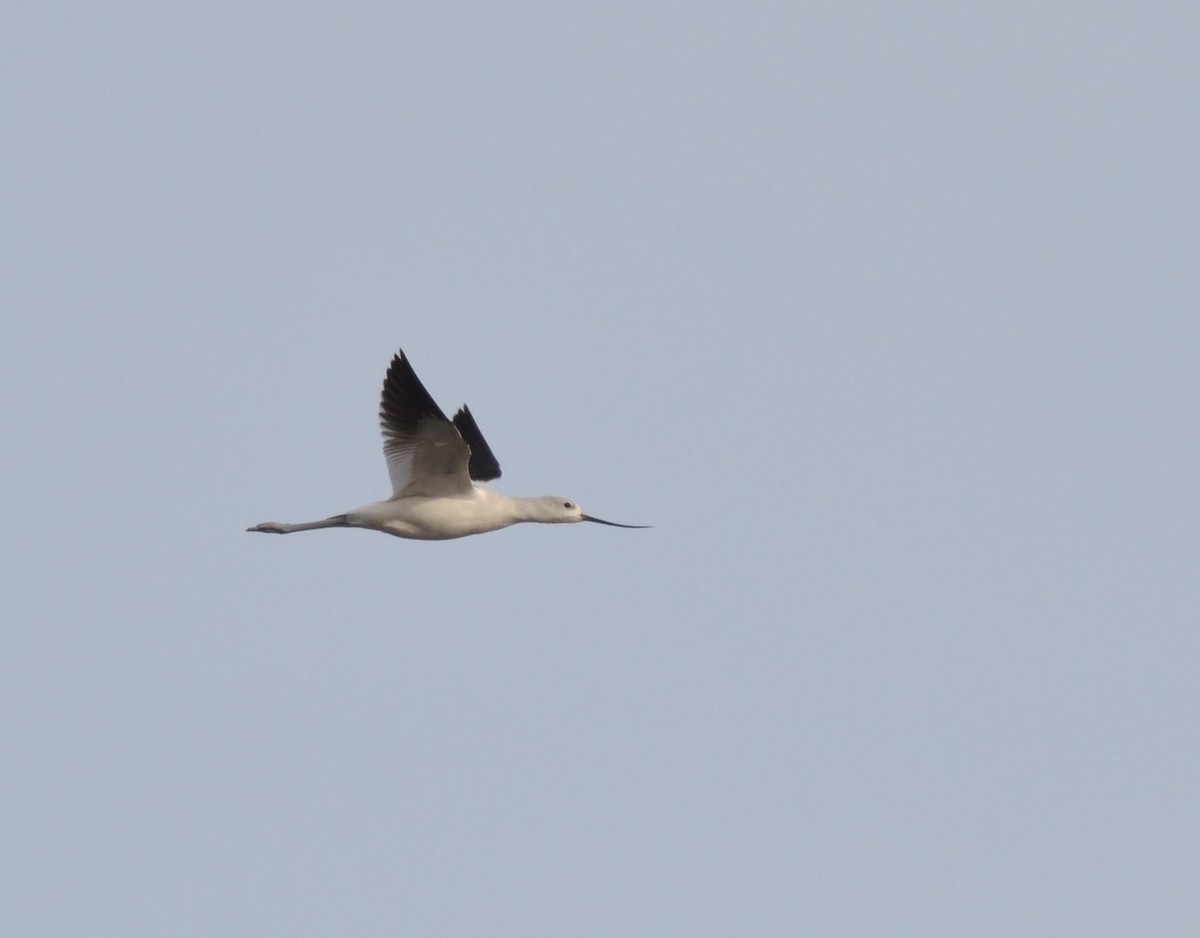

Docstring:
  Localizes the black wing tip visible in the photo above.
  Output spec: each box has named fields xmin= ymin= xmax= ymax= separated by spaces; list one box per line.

xmin=380 ymin=347 xmax=450 ymax=432
xmin=453 ymin=404 xmax=502 ymax=481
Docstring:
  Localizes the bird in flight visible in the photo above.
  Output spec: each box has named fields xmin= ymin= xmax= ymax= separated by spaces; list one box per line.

xmin=247 ymin=349 xmax=648 ymax=540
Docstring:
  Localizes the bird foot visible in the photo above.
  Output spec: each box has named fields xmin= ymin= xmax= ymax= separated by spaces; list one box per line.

xmin=247 ymin=522 xmax=286 ymax=533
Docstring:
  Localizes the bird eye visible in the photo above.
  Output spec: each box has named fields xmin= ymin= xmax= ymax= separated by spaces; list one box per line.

xmin=563 ymin=502 xmax=573 ymax=509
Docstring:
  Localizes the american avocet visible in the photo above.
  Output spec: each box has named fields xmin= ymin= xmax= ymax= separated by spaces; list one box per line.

xmin=247 ymin=348 xmax=648 ymax=541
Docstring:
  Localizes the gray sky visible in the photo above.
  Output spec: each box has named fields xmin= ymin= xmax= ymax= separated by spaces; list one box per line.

xmin=3 ymin=3 xmax=1197 ymax=935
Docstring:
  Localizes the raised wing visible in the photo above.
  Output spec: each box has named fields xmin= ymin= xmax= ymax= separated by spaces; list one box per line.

xmin=453 ymin=405 xmax=502 ymax=482
xmin=379 ymin=351 xmax=474 ymax=498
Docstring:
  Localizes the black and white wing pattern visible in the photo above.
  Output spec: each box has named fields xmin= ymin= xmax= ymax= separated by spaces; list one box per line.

xmin=379 ymin=351 xmax=501 ymax=497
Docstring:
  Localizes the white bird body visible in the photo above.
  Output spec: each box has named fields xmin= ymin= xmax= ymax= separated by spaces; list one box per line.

xmin=248 ymin=349 xmax=647 ymax=541
xmin=346 ymin=490 xmax=535 ymax=541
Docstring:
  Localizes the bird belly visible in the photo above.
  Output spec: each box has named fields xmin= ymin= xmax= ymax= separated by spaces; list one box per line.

xmin=347 ymin=494 xmax=513 ymax=540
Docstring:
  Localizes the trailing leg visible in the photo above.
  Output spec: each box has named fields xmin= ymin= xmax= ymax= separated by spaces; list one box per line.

xmin=246 ymin=514 xmax=349 ymax=534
